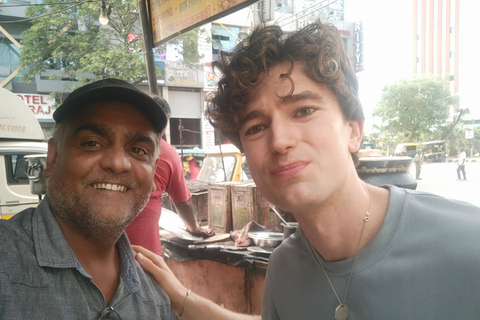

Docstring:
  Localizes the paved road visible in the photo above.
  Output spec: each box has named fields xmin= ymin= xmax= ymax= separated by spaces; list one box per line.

xmin=409 ymin=161 xmax=480 ymax=207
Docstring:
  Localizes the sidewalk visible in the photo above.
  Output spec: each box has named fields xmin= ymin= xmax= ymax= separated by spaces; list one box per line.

xmin=445 ymin=156 xmax=479 ymax=163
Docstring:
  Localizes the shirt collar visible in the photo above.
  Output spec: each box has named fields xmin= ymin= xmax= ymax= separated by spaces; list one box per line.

xmin=33 ymin=195 xmax=141 ymax=292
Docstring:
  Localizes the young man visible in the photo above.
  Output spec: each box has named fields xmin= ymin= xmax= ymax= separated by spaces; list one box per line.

xmin=206 ymin=21 xmax=480 ymax=319
xmin=457 ymin=147 xmax=467 ymax=180
xmin=0 ymin=79 xmax=178 ymax=319
xmin=135 ymin=22 xmax=480 ymax=319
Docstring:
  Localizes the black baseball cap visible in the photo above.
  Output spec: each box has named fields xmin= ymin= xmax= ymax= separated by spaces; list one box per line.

xmin=53 ymin=78 xmax=168 ymax=133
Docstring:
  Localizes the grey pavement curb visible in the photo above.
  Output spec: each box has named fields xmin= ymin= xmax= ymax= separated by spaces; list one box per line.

xmin=446 ymin=158 xmax=479 ymax=163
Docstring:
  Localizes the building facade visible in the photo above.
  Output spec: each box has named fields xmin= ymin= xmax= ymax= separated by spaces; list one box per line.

xmin=412 ymin=0 xmax=460 ymax=112
xmin=1 ymin=0 xmax=361 ymax=149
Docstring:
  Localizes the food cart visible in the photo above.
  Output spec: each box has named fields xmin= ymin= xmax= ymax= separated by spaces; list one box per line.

xmin=159 ymin=207 xmax=275 ymax=314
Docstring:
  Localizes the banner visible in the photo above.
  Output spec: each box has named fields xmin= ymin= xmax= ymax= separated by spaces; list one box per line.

xmin=150 ymin=0 xmax=260 ymax=46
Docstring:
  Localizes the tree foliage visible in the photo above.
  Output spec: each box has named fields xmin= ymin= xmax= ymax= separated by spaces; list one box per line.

xmin=373 ymin=76 xmax=459 ymax=143
xmin=445 ymin=123 xmax=480 ymax=156
xmin=19 ymin=0 xmax=206 ymax=84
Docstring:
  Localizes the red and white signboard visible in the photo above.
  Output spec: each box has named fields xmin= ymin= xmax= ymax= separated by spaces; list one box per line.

xmin=16 ymin=94 xmax=55 ymax=120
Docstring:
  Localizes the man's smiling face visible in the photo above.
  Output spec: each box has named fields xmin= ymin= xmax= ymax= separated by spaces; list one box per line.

xmin=44 ymin=101 xmax=159 ymax=241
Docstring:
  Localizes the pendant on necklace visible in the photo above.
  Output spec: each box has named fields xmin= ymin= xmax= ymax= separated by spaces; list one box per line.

xmin=335 ymin=304 xmax=349 ymax=320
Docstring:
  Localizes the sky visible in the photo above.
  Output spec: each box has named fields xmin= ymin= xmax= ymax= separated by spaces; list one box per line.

xmin=345 ymin=0 xmax=479 ymax=133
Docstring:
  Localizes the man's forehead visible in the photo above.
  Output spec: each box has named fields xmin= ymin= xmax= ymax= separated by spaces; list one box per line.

xmin=80 ymin=101 xmax=152 ymax=123
xmin=67 ymin=102 xmax=157 ymax=137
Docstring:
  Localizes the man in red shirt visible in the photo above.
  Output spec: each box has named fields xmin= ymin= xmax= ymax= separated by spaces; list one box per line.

xmin=126 ymin=96 xmax=213 ymax=255
xmin=186 ymin=155 xmax=201 ymax=180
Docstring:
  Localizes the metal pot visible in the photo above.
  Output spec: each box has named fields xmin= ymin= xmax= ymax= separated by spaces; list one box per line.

xmin=282 ymin=222 xmax=298 ymax=238
xmin=248 ymin=231 xmax=283 ymax=248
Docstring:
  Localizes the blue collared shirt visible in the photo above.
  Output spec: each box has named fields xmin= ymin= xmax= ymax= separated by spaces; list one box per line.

xmin=0 ymin=195 xmax=178 ymax=319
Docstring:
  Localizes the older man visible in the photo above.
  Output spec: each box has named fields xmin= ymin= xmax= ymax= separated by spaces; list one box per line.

xmin=0 ymin=79 xmax=178 ymax=319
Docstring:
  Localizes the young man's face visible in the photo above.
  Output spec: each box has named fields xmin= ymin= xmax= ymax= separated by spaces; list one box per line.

xmin=44 ymin=101 xmax=158 ymax=240
xmin=239 ymin=62 xmax=363 ymax=214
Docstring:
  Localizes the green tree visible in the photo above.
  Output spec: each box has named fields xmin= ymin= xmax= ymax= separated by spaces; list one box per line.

xmin=19 ymin=0 xmax=206 ymax=85
xmin=373 ymin=76 xmax=459 ymax=143
xmin=447 ymin=125 xmax=480 ymax=157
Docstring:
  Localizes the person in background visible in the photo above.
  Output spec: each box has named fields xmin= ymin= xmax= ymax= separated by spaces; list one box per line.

xmin=134 ymin=21 xmax=480 ymax=320
xmin=456 ymin=147 xmax=467 ymax=180
xmin=414 ymin=149 xmax=423 ymax=180
xmin=0 ymin=79 xmax=178 ymax=318
xmin=185 ymin=155 xmax=201 ymax=180
xmin=126 ymin=96 xmax=213 ymax=256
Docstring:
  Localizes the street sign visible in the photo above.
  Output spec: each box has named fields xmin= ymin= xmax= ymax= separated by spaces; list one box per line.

xmin=149 ymin=0 xmax=260 ymax=47
xmin=466 ymin=130 xmax=474 ymax=139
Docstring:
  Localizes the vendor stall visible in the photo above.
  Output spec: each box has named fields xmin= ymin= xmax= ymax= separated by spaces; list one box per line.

xmin=161 ymin=233 xmax=268 ymax=314
xmin=159 ymin=207 xmax=284 ymax=315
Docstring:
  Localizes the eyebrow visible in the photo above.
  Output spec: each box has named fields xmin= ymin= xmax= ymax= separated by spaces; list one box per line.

xmin=73 ymin=123 xmax=110 ymax=137
xmin=73 ymin=123 xmax=156 ymax=148
xmin=239 ymin=109 xmax=265 ymax=130
xmin=281 ymin=90 xmax=323 ymax=104
xmin=239 ymin=90 xmax=324 ymax=128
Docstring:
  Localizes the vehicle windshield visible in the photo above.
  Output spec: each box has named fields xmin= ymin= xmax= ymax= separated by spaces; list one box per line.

xmin=197 ymin=155 xmax=237 ymax=183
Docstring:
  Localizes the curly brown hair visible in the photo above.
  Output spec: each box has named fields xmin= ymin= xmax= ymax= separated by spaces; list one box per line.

xmin=207 ymin=21 xmax=364 ymax=156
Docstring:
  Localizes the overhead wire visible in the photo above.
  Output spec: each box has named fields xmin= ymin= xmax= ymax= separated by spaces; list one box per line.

xmin=0 ymin=2 xmax=85 ymax=23
xmin=0 ymin=0 xmax=343 ymax=77
xmin=0 ymin=0 xmax=97 ymax=7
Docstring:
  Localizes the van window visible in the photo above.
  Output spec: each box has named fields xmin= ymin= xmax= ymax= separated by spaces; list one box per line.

xmin=197 ymin=155 xmax=237 ymax=183
xmin=5 ymin=154 xmax=30 ymax=185
xmin=241 ymin=157 xmax=252 ymax=181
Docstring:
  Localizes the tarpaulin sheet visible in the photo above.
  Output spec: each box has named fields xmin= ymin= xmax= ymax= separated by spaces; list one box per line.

xmin=161 ymin=239 xmax=269 ymax=269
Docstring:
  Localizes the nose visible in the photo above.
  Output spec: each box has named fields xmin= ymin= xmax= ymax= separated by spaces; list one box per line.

xmin=99 ymin=146 xmax=132 ymax=173
xmin=270 ymin=117 xmax=297 ymax=155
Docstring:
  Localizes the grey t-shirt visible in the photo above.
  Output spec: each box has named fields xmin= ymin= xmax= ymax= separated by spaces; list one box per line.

xmin=262 ymin=185 xmax=480 ymax=319
xmin=0 ymin=195 xmax=178 ymax=319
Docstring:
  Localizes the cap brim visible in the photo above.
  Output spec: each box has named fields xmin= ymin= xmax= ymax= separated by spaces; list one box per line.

xmin=53 ymin=79 xmax=167 ymax=133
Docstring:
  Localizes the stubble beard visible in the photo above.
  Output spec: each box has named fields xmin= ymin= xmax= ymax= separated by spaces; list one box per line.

xmin=48 ymin=174 xmax=150 ymax=246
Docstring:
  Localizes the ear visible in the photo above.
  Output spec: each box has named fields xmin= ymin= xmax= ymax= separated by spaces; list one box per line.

xmin=43 ymin=138 xmax=58 ymax=178
xmin=347 ymin=120 xmax=364 ymax=153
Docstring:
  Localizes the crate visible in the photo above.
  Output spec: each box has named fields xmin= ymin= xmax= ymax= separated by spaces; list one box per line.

xmin=191 ymin=191 xmax=208 ymax=224
xmin=231 ymin=181 xmax=279 ymax=231
xmin=230 ymin=181 xmax=255 ymax=231
xmin=208 ymin=182 xmax=233 ymax=233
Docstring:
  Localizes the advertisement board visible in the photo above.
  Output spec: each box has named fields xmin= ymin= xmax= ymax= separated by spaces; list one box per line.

xmin=150 ymin=0 xmax=260 ymax=46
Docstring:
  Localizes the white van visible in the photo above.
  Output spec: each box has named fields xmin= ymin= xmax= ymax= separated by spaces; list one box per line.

xmin=0 ymin=87 xmax=47 ymax=219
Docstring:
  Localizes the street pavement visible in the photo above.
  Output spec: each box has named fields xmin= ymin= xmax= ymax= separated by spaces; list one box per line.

xmin=409 ymin=161 xmax=480 ymax=207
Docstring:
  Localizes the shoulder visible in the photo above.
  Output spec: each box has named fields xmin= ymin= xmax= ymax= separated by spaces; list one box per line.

xmin=133 ymin=260 xmax=174 ymax=309
xmin=0 ymin=208 xmax=36 ymax=247
xmin=0 ymin=208 xmax=50 ymax=288
xmin=158 ymin=140 xmax=183 ymax=172
xmin=160 ymin=140 xmax=180 ymax=158
xmin=387 ymin=185 xmax=480 ymax=228
xmin=389 ymin=184 xmax=477 ymax=206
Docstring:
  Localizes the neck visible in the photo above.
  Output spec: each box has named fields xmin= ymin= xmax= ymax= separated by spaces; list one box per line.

xmin=54 ymin=212 xmax=119 ymax=253
xmin=53 ymin=213 xmax=121 ymax=304
xmin=295 ymin=183 xmax=389 ymax=262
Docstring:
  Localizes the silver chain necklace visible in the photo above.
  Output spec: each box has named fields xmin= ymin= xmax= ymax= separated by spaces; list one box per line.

xmin=310 ymin=184 xmax=372 ymax=320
